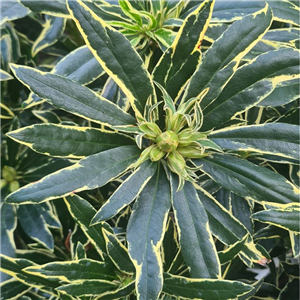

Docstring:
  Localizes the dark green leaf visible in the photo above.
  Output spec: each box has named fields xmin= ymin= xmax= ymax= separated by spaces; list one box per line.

xmin=127 ymin=165 xmax=171 ymax=299
xmin=67 ymin=0 xmax=155 ymax=117
xmin=7 ymin=124 xmax=135 ymax=159
xmin=162 ymin=273 xmax=253 ymax=300
xmin=92 ymin=160 xmax=157 ymax=223
xmin=0 ymin=0 xmax=30 ymax=25
xmin=194 ymin=153 xmax=299 ymax=204
xmin=171 ymin=175 xmax=220 ymax=278
xmin=6 ymin=146 xmax=140 ymax=204
xmin=10 ymin=64 xmax=135 ymax=127
xmin=209 ymin=123 xmax=300 ymax=160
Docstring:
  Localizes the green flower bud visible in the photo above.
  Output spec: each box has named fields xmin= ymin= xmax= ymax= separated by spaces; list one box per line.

xmin=178 ymin=129 xmax=206 ymax=146
xmin=177 ymin=145 xmax=205 ymax=158
xmin=134 ymin=145 xmax=155 ymax=167
xmin=1 ymin=179 xmax=7 ymax=189
xmin=150 ymin=146 xmax=165 ymax=161
xmin=156 ymin=131 xmax=179 ymax=152
xmin=9 ymin=181 xmax=20 ymax=192
xmin=139 ymin=122 xmax=162 ymax=140
xmin=2 ymin=166 xmax=17 ymax=182
xmin=167 ymin=151 xmax=186 ymax=175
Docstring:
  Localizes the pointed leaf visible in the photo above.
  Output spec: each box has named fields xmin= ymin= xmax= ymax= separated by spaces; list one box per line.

xmin=162 ymin=273 xmax=253 ymax=300
xmin=32 ymin=16 xmax=66 ymax=57
xmin=184 ymin=4 xmax=273 ymax=107
xmin=209 ymin=123 xmax=300 ymax=160
xmin=94 ymin=281 xmax=135 ymax=300
xmin=171 ymin=175 xmax=220 ymax=278
xmin=67 ymin=0 xmax=155 ymax=117
xmin=6 ymin=145 xmax=140 ymax=204
xmin=202 ymin=48 xmax=300 ymax=130
xmin=17 ymin=205 xmax=54 ymax=250
xmin=19 ymin=0 xmax=69 ymax=17
xmin=103 ymin=229 xmax=135 ymax=274
xmin=0 ymin=279 xmax=31 ymax=299
xmin=0 ymin=69 xmax=13 ymax=81
xmin=0 ymin=0 xmax=30 ymax=25
xmin=24 ymin=259 xmax=116 ymax=282
xmin=7 ymin=124 xmax=135 ymax=159
xmin=56 ymin=280 xmax=118 ymax=296
xmin=92 ymin=160 xmax=157 ymax=223
xmin=153 ymin=0 xmax=214 ymax=100
xmin=252 ymin=206 xmax=300 ymax=232
xmin=10 ymin=64 xmax=135 ymax=127
xmin=194 ymin=153 xmax=299 ymax=204
xmin=64 ymin=194 xmax=114 ymax=259
xmin=127 ymin=165 xmax=171 ymax=299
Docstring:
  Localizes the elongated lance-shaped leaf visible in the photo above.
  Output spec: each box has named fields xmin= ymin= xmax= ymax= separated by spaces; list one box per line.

xmin=0 ymin=254 xmax=59 ymax=288
xmin=153 ymin=0 xmax=214 ymax=101
xmin=5 ymin=145 xmax=140 ymax=204
xmin=32 ymin=16 xmax=66 ymax=57
xmin=56 ymin=279 xmax=118 ymax=296
xmin=195 ymin=186 xmax=266 ymax=265
xmin=202 ymin=48 xmax=300 ymax=131
xmin=94 ymin=281 xmax=135 ymax=300
xmin=183 ymin=4 xmax=272 ymax=108
xmin=102 ymin=228 xmax=135 ymax=274
xmin=19 ymin=0 xmax=69 ymax=18
xmin=127 ymin=165 xmax=171 ymax=300
xmin=211 ymin=1 xmax=299 ymax=26
xmin=64 ymin=194 xmax=115 ymax=260
xmin=252 ymin=206 xmax=300 ymax=233
xmin=23 ymin=258 xmax=116 ymax=282
xmin=0 ymin=279 xmax=31 ymax=300
xmin=1 ymin=1 xmax=30 ymax=25
xmin=92 ymin=160 xmax=157 ymax=223
xmin=194 ymin=153 xmax=299 ymax=205
xmin=7 ymin=124 xmax=135 ymax=159
xmin=170 ymin=175 xmax=221 ymax=279
xmin=258 ymin=79 xmax=299 ymax=107
xmin=67 ymin=0 xmax=156 ymax=118
xmin=0 ymin=69 xmax=13 ymax=81
xmin=10 ymin=64 xmax=135 ymax=127
xmin=209 ymin=123 xmax=300 ymax=161
xmin=162 ymin=273 xmax=253 ymax=300
xmin=17 ymin=205 xmax=54 ymax=250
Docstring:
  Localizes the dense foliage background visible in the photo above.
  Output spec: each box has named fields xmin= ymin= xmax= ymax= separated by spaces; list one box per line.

xmin=1 ymin=0 xmax=299 ymax=299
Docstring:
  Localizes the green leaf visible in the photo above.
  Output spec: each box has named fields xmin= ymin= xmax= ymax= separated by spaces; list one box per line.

xmin=171 ymin=175 xmax=220 ymax=278
xmin=32 ymin=16 xmax=66 ymax=57
xmin=93 ymin=281 xmax=135 ymax=300
xmin=0 ymin=279 xmax=31 ymax=299
xmin=209 ymin=123 xmax=300 ymax=160
xmin=64 ymin=194 xmax=114 ymax=259
xmin=194 ymin=153 xmax=299 ymax=204
xmin=202 ymin=48 xmax=300 ymax=130
xmin=92 ymin=160 xmax=157 ymax=223
xmin=56 ymin=279 xmax=118 ymax=296
xmin=10 ymin=64 xmax=135 ymax=127
xmin=218 ymin=235 xmax=247 ymax=264
xmin=67 ymin=0 xmax=156 ymax=118
xmin=24 ymin=258 xmax=116 ymax=282
xmin=258 ymin=79 xmax=299 ymax=107
xmin=0 ymin=0 xmax=30 ymax=25
xmin=183 ymin=4 xmax=273 ymax=108
xmin=1 ymin=203 xmax=16 ymax=260
xmin=153 ymin=0 xmax=214 ymax=101
xmin=212 ymin=1 xmax=299 ymax=26
xmin=162 ymin=273 xmax=254 ymax=300
xmin=6 ymin=145 xmax=140 ymax=204
xmin=278 ymin=278 xmax=299 ymax=300
xmin=127 ymin=165 xmax=171 ymax=299
xmin=19 ymin=0 xmax=69 ymax=17
xmin=0 ymin=254 xmax=58 ymax=288
xmin=103 ymin=229 xmax=135 ymax=274
xmin=52 ymin=45 xmax=105 ymax=85
xmin=17 ymin=205 xmax=54 ymax=250
xmin=290 ymin=232 xmax=300 ymax=258
xmin=252 ymin=205 xmax=300 ymax=232
xmin=7 ymin=124 xmax=135 ymax=159
xmin=0 ymin=69 xmax=13 ymax=81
